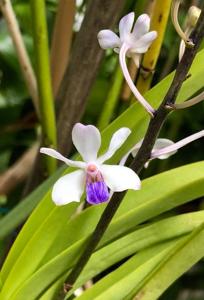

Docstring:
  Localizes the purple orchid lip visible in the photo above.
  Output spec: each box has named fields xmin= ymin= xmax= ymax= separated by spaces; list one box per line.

xmin=86 ymin=167 xmax=110 ymax=205
xmin=86 ymin=181 xmax=110 ymax=205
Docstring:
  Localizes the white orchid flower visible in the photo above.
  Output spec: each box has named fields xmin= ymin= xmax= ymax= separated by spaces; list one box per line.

xmin=40 ymin=123 xmax=141 ymax=206
xmin=97 ymin=12 xmax=157 ymax=116
xmin=120 ymin=130 xmax=204 ymax=167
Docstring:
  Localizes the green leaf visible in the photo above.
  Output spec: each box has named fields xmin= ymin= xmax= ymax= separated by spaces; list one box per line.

xmin=2 ymin=162 xmax=204 ymax=299
xmin=0 ymin=200 xmax=78 ymax=299
xmin=131 ymin=223 xmax=204 ymax=300
xmin=2 ymin=209 xmax=201 ymax=300
xmin=1 ymin=160 xmax=204 ymax=299
xmin=75 ymin=240 xmax=183 ymax=300
xmin=0 ymin=165 xmax=66 ymax=241
xmin=71 ymin=211 xmax=204 ymax=295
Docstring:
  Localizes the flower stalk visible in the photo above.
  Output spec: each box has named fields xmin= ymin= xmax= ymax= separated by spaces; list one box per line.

xmin=171 ymin=0 xmax=195 ymax=47
xmin=119 ymin=43 xmax=155 ymax=116
xmin=30 ymin=0 xmax=57 ymax=174
xmin=167 ymin=90 xmax=204 ymax=110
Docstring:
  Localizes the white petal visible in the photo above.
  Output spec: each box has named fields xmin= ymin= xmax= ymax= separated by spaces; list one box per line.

xmin=152 ymin=139 xmax=176 ymax=159
xmin=119 ymin=12 xmax=135 ymax=42
xmin=52 ymin=170 xmax=85 ymax=206
xmin=97 ymin=30 xmax=121 ymax=49
xmin=100 ymin=164 xmax=141 ymax=192
xmin=97 ymin=128 xmax=131 ymax=163
xmin=72 ymin=123 xmax=101 ymax=162
xmin=132 ymin=14 xmax=150 ymax=39
xmin=132 ymin=31 xmax=157 ymax=53
xmin=40 ymin=148 xmax=86 ymax=168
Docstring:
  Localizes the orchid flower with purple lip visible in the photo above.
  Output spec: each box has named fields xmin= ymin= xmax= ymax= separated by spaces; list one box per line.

xmin=40 ymin=123 xmax=141 ymax=206
xmin=97 ymin=12 xmax=157 ymax=116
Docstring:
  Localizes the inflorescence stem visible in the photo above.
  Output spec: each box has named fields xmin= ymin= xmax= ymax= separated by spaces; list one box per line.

xmin=64 ymin=4 xmax=204 ymax=294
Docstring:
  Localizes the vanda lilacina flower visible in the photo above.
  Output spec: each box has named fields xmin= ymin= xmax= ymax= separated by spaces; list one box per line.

xmin=98 ymin=12 xmax=157 ymax=116
xmin=40 ymin=123 xmax=140 ymax=206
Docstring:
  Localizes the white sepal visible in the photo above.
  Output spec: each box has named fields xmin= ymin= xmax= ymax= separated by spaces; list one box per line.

xmin=97 ymin=30 xmax=121 ymax=49
xmin=40 ymin=148 xmax=86 ymax=168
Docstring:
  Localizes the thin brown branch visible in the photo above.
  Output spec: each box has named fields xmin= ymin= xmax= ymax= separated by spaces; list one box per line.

xmin=57 ymin=0 xmax=125 ymax=155
xmin=0 ymin=0 xmax=39 ymax=117
xmin=0 ymin=143 xmax=39 ymax=195
xmin=63 ymin=4 xmax=204 ymax=293
xmin=51 ymin=0 xmax=76 ymax=97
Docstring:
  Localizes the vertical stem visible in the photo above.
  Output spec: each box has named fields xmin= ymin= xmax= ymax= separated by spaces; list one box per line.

xmin=51 ymin=0 xmax=76 ymax=97
xmin=0 ymin=0 xmax=39 ymax=117
xmin=30 ymin=0 xmax=57 ymax=174
xmin=137 ymin=0 xmax=172 ymax=94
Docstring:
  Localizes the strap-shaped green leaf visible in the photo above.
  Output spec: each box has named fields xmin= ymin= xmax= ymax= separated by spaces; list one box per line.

xmin=131 ymin=223 xmax=204 ymax=300
xmin=4 ymin=205 xmax=204 ymax=299
xmin=75 ymin=240 xmax=184 ymax=300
